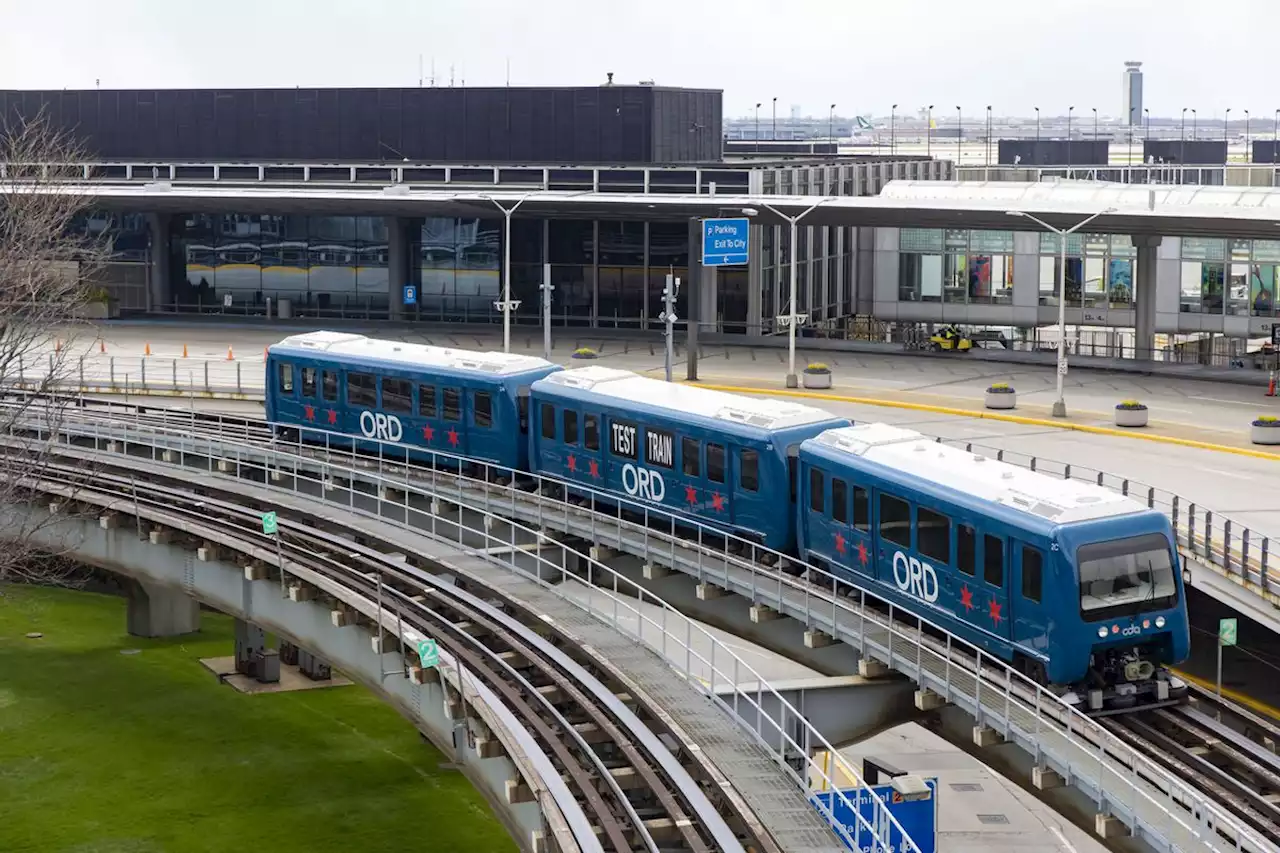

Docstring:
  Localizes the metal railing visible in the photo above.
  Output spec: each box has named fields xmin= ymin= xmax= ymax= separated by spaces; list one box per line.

xmin=15 ymin=401 xmax=1273 ymax=853
xmin=11 ymin=405 xmax=919 ymax=853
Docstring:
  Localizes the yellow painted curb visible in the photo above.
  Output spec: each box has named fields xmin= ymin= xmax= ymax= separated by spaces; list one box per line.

xmin=1172 ymin=668 xmax=1280 ymax=722
xmin=698 ymin=383 xmax=1280 ymax=463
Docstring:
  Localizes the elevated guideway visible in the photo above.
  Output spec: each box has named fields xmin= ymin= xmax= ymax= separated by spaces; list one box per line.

xmin=6 ymin=396 xmax=1274 ymax=853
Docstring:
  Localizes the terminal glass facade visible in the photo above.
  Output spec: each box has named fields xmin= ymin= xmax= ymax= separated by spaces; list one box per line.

xmin=1037 ymin=233 xmax=1135 ymax=309
xmin=897 ymin=229 xmax=1014 ymax=305
xmin=1180 ymin=237 xmax=1280 ymax=317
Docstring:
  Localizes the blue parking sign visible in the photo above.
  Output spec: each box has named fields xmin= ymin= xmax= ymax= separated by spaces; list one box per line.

xmin=810 ymin=780 xmax=937 ymax=853
xmin=403 ymin=285 xmax=417 ymax=305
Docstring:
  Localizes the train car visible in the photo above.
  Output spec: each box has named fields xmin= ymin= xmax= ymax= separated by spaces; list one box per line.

xmin=265 ymin=331 xmax=561 ymax=471
xmin=528 ymin=366 xmax=849 ymax=553
xmin=797 ymin=423 xmax=1190 ymax=713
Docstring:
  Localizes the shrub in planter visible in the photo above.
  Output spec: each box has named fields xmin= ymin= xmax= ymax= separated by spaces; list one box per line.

xmin=1114 ymin=399 xmax=1149 ymax=428
xmin=571 ymin=347 xmax=598 ymax=360
xmin=1252 ymin=415 xmax=1280 ymax=445
xmin=984 ymin=382 xmax=1016 ymax=410
xmin=803 ymin=362 xmax=832 ymax=389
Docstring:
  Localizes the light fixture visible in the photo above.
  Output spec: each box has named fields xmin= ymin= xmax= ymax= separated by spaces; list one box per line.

xmin=1097 ymin=626 xmax=1109 ymax=638
xmin=1155 ymin=616 xmax=1166 ymax=628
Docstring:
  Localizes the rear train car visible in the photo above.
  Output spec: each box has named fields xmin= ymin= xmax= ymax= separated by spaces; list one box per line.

xmin=797 ymin=423 xmax=1190 ymax=713
xmin=528 ymin=366 xmax=848 ymax=553
xmin=265 ymin=331 xmax=561 ymax=471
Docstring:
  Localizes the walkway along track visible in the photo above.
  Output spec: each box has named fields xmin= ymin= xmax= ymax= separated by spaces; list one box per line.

xmin=0 ymin=420 xmax=917 ymax=852
xmin=7 ymin=396 xmax=1277 ymax=853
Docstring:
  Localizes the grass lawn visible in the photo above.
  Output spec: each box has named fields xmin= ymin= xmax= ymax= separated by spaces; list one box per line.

xmin=0 ymin=586 xmax=518 ymax=853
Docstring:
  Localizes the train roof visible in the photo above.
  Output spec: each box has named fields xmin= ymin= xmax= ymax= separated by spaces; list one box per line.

xmin=536 ymin=366 xmax=842 ymax=432
xmin=269 ymin=331 xmax=557 ymax=377
xmin=807 ymin=423 xmax=1147 ymax=525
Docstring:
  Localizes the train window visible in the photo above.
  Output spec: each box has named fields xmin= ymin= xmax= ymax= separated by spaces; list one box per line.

xmin=739 ymin=450 xmax=759 ymax=492
xmin=707 ymin=444 xmax=725 ymax=483
xmin=808 ymin=468 xmax=824 ymax=513
xmin=278 ymin=362 xmax=294 ymax=394
xmin=474 ymin=392 xmax=493 ymax=428
xmin=347 ymin=372 xmax=376 ymax=407
xmin=984 ymin=535 xmax=1005 ymax=587
xmin=917 ymin=507 xmax=951 ymax=564
xmin=540 ymin=403 xmax=556 ymax=440
xmin=852 ymin=486 xmax=870 ymax=532
xmin=419 ymin=385 xmax=437 ymax=417
xmin=610 ymin=419 xmax=638 ymax=459
xmin=1021 ymin=546 xmax=1043 ymax=603
xmin=382 ymin=377 xmax=412 ymax=414
xmin=563 ymin=410 xmax=579 ymax=445
xmin=322 ymin=370 xmax=338 ymax=402
xmin=584 ymin=415 xmax=600 ymax=450
xmin=879 ymin=493 xmax=911 ymax=549
xmin=301 ymin=367 xmax=317 ymax=397
xmin=443 ymin=388 xmax=461 ymax=422
xmin=957 ymin=524 xmax=976 ymax=576
xmin=518 ymin=395 xmax=529 ymax=433
xmin=831 ymin=478 xmax=848 ymax=523
xmin=681 ymin=437 xmax=700 ymax=477
xmin=646 ymin=428 xmax=674 ymax=469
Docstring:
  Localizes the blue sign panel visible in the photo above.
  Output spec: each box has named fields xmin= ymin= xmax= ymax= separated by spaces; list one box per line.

xmin=403 ymin=285 xmax=417 ymax=306
xmin=810 ymin=779 xmax=937 ymax=853
xmin=702 ymin=217 xmax=750 ymax=266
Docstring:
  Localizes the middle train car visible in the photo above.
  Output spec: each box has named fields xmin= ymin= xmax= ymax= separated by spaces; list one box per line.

xmin=528 ymin=366 xmax=849 ymax=553
xmin=798 ymin=423 xmax=1190 ymax=712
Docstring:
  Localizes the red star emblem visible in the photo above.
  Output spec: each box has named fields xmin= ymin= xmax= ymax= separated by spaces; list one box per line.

xmin=303 ymin=405 xmax=315 ymax=421
xmin=447 ymin=429 xmax=459 ymax=447
xmin=588 ymin=459 xmax=599 ymax=478
xmin=567 ymin=454 xmax=577 ymax=472
xmin=988 ymin=597 xmax=1003 ymax=626
xmin=835 ymin=532 xmax=847 ymax=554
xmin=857 ymin=541 xmax=869 ymax=567
xmin=326 ymin=409 xmax=337 ymax=425
xmin=959 ymin=585 xmax=975 ymax=612
xmin=684 ymin=484 xmax=698 ymax=507
xmin=711 ymin=492 xmax=725 ymax=512
xmin=421 ymin=424 xmax=434 ymax=441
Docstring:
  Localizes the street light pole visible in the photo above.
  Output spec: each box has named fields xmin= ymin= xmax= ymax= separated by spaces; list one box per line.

xmin=955 ymin=106 xmax=962 ymax=164
xmin=755 ymin=102 xmax=761 ymax=152
xmin=760 ymin=199 xmax=831 ymax=387
xmin=1006 ymin=208 xmax=1116 ymax=417
xmin=1034 ymin=106 xmax=1040 ymax=142
xmin=772 ymin=97 xmax=777 ymax=140
xmin=891 ymin=103 xmax=897 ymax=155
xmin=829 ymin=104 xmax=837 ymax=143
xmin=485 ymin=194 xmax=531 ymax=353
xmin=927 ymin=105 xmax=934 ymax=156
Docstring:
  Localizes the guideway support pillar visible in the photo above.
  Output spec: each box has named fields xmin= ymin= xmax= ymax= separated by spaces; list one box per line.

xmin=124 ymin=578 xmax=200 ymax=638
xmin=1132 ymin=234 xmax=1161 ymax=361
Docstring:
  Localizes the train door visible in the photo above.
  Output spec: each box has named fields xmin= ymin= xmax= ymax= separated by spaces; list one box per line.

xmin=1011 ymin=540 xmax=1049 ymax=655
xmin=734 ymin=446 xmax=761 ymax=533
xmin=978 ymin=533 xmax=1013 ymax=641
xmin=802 ymin=465 xmax=828 ymax=563
xmin=560 ymin=406 xmax=584 ymax=483
xmin=416 ymin=383 xmax=442 ymax=455
xmin=847 ymin=480 xmax=873 ymax=578
xmin=705 ymin=441 xmax=731 ymax=522
xmin=441 ymin=385 xmax=466 ymax=456
xmin=469 ymin=387 xmax=495 ymax=464
xmin=296 ymin=364 xmax=318 ymax=429
xmin=679 ymin=435 xmax=703 ymax=518
xmin=577 ymin=410 xmax=604 ymax=491
xmin=275 ymin=360 xmax=297 ymax=422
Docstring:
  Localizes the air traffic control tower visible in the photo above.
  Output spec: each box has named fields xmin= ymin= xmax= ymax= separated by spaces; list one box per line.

xmin=1123 ymin=61 xmax=1143 ymax=125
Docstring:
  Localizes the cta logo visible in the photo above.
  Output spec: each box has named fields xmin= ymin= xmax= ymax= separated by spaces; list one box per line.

xmin=359 ymin=411 xmax=403 ymax=443
xmin=1112 ymin=623 xmax=1142 ymax=637
xmin=892 ymin=550 xmax=939 ymax=603
xmin=621 ymin=463 xmax=665 ymax=502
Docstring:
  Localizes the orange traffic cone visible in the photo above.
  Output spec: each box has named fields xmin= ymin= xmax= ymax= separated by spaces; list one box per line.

xmin=1268 ymin=371 xmax=1277 ymax=397
xmin=99 ymin=339 xmax=106 ymax=354
xmin=54 ymin=339 xmax=62 ymax=353
xmin=226 ymin=346 xmax=234 ymax=361
xmin=182 ymin=344 xmax=188 ymax=358
xmin=144 ymin=342 xmax=152 ymax=357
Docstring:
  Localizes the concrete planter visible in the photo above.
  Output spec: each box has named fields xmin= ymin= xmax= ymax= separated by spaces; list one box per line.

xmin=570 ymin=350 xmax=598 ymax=361
xmin=1252 ymin=423 xmax=1280 ymax=445
xmin=802 ymin=371 xmax=832 ymax=390
xmin=984 ymin=390 xmax=1016 ymax=410
xmin=1114 ymin=407 xmax=1149 ymax=428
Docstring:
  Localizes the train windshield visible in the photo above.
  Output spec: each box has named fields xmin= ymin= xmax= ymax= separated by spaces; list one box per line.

xmin=1077 ymin=532 xmax=1178 ymax=621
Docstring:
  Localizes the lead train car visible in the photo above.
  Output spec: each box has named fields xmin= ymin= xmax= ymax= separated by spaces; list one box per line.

xmin=798 ymin=423 xmax=1190 ymax=712
xmin=528 ymin=366 xmax=849 ymax=553
xmin=265 ymin=331 xmax=562 ymax=471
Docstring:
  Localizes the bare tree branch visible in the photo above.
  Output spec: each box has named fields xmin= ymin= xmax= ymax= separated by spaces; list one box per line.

xmin=0 ymin=111 xmax=114 ymax=592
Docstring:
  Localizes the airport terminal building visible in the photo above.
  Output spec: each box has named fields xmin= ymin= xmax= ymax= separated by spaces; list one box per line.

xmin=5 ymin=84 xmax=1278 ymax=349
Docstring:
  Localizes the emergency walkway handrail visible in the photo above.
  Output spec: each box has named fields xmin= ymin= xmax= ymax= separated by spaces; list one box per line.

xmin=8 ymin=399 xmax=1266 ymax=853
xmin=8 ymin=406 xmax=918 ymax=853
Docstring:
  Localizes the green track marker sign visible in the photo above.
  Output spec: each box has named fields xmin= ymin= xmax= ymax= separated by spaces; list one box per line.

xmin=261 ymin=511 xmax=278 ymax=536
xmin=1219 ymin=617 xmax=1238 ymax=647
xmin=416 ymin=638 xmax=439 ymax=668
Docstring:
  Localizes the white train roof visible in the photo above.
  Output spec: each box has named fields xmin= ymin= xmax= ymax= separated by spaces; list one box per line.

xmin=812 ymin=423 xmax=1146 ymax=525
xmin=541 ymin=366 xmax=840 ymax=431
xmin=270 ymin=331 xmax=556 ymax=375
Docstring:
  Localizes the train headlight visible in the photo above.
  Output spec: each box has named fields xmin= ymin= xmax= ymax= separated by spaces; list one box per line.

xmin=1098 ymin=626 xmax=1109 ymax=638
xmin=1155 ymin=616 xmax=1166 ymax=628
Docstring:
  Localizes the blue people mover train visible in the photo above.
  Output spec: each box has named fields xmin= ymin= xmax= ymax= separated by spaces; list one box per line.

xmin=797 ymin=423 xmax=1190 ymax=713
xmin=265 ymin=331 xmax=561 ymax=471
xmin=528 ymin=366 xmax=849 ymax=553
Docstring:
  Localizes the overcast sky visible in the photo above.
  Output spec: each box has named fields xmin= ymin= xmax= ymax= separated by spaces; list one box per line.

xmin=2 ymin=0 xmax=1275 ymax=120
